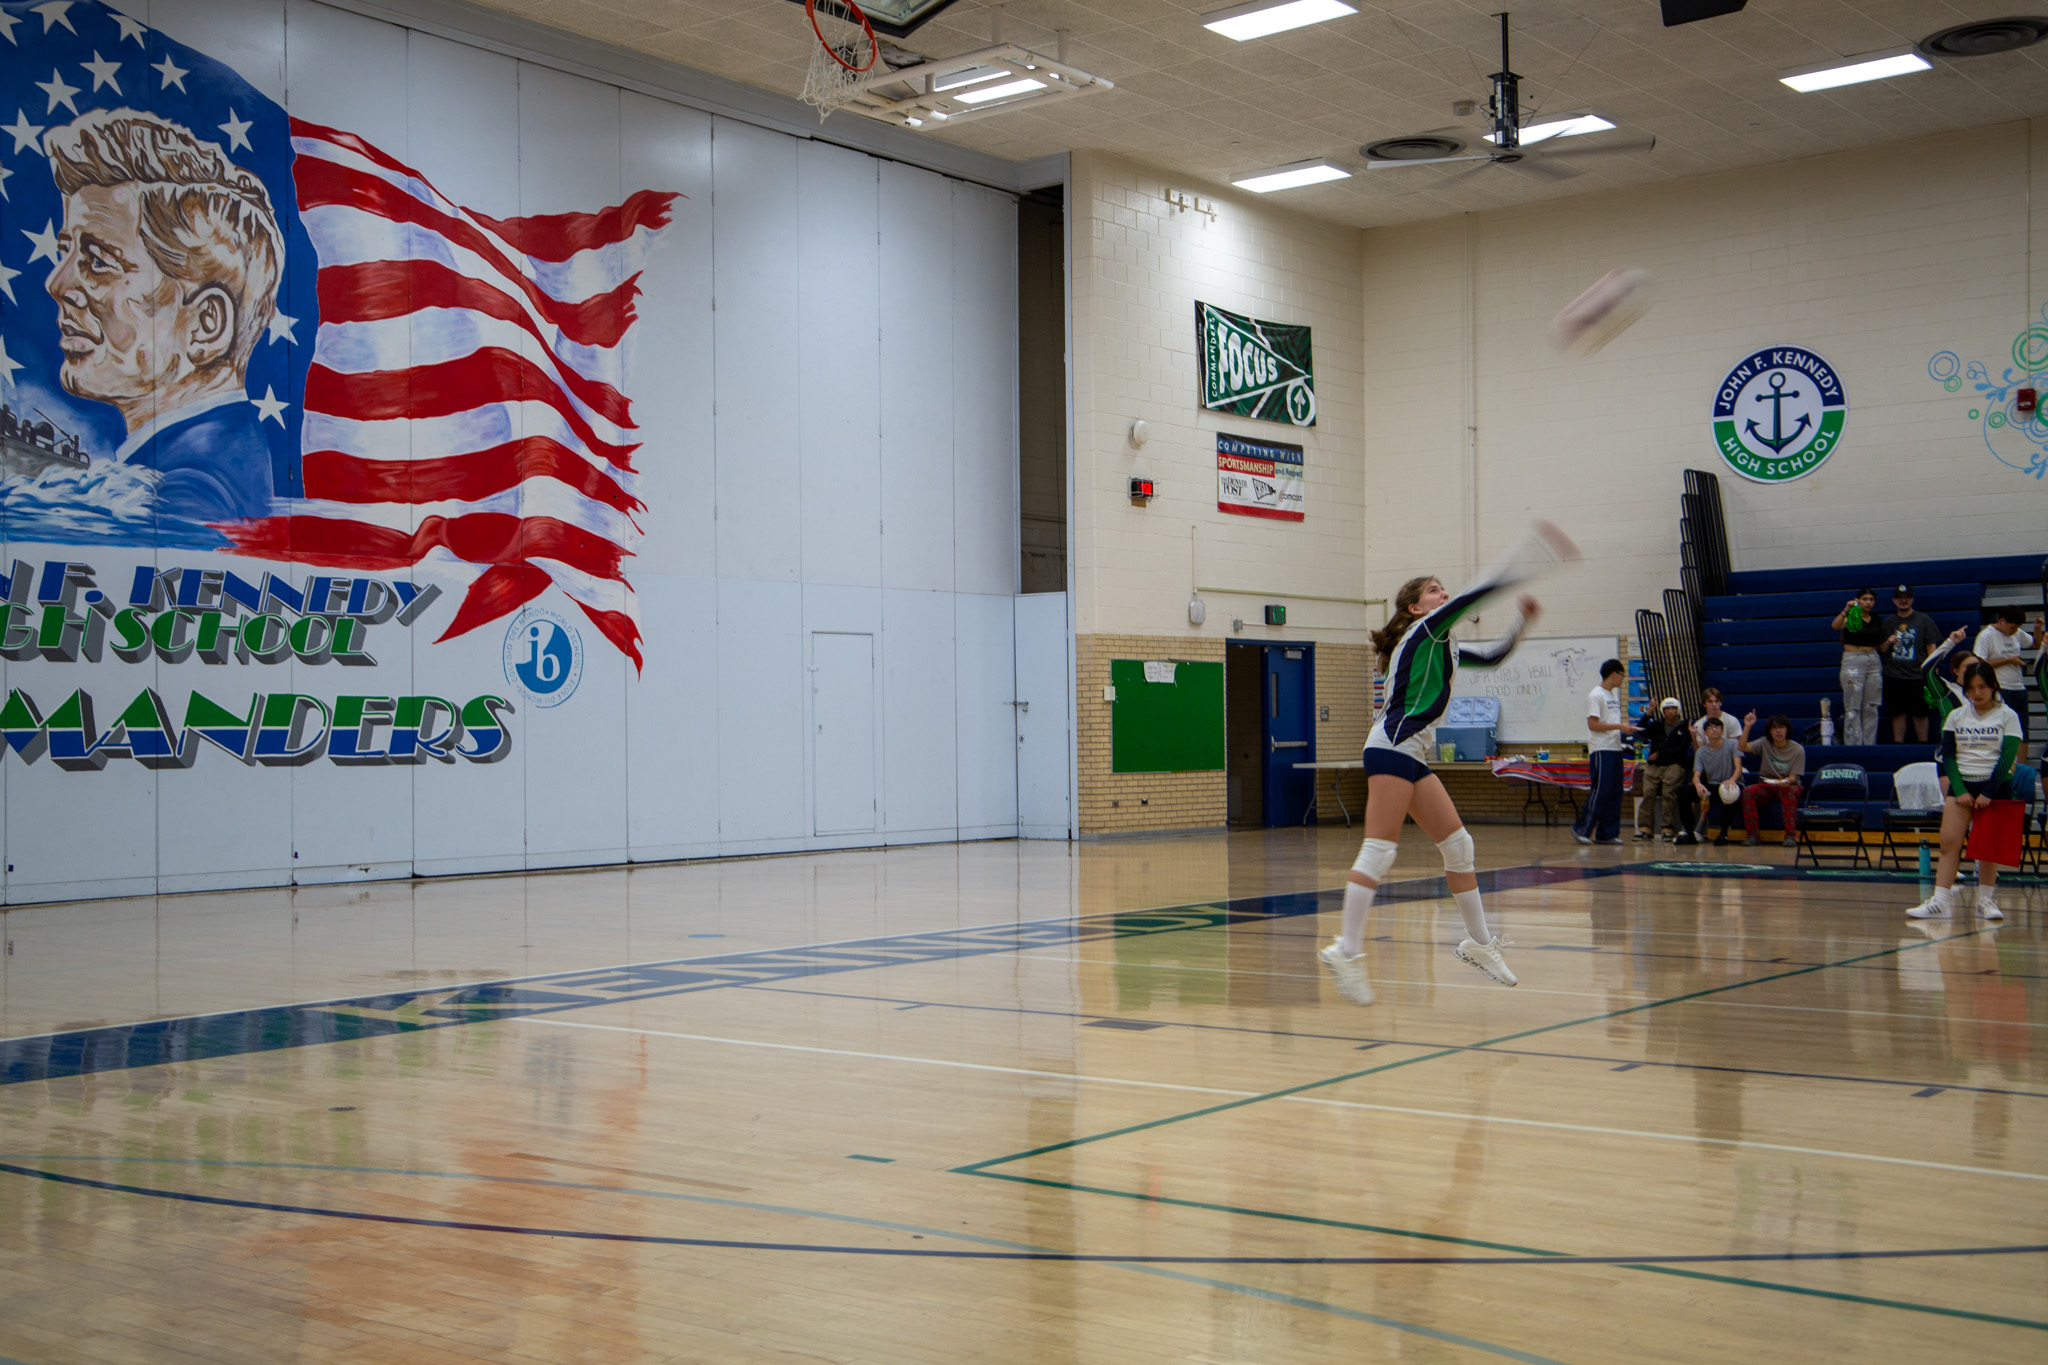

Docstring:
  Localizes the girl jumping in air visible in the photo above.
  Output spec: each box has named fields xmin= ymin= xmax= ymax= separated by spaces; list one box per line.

xmin=1319 ymin=523 xmax=1578 ymax=1005
xmin=1907 ymin=662 xmax=2024 ymax=923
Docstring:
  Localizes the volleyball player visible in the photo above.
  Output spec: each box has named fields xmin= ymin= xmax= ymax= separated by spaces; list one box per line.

xmin=1921 ymin=629 xmax=1979 ymax=725
xmin=1906 ymin=662 xmax=2023 ymax=922
xmin=1318 ymin=523 xmax=1578 ymax=1004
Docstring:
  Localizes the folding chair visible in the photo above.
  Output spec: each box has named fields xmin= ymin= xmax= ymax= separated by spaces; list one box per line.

xmin=1881 ymin=761 xmax=1944 ymax=872
xmin=1796 ymin=763 xmax=1870 ymax=869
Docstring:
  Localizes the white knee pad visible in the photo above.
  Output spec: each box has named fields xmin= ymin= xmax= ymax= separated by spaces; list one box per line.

xmin=1352 ymin=838 xmax=1398 ymax=882
xmin=1436 ymin=828 xmax=1476 ymax=875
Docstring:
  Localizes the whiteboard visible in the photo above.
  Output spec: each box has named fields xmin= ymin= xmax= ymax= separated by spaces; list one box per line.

xmin=1449 ymin=635 xmax=1619 ymax=742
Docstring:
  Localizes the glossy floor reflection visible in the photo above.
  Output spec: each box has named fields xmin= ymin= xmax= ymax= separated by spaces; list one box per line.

xmin=1 ymin=828 xmax=2043 ymax=1364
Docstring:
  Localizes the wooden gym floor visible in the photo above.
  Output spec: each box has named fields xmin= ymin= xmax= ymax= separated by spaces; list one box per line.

xmin=0 ymin=826 xmax=2042 ymax=1364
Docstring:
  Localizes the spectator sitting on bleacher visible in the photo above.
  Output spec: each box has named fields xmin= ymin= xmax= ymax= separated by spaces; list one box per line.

xmin=1879 ymin=586 xmax=1939 ymax=745
xmin=1691 ymin=717 xmax=1741 ymax=846
xmin=1690 ymin=688 xmax=1729 ymax=748
xmin=1739 ymin=714 xmax=1805 ymax=847
xmin=1634 ymin=698 xmax=1691 ymax=840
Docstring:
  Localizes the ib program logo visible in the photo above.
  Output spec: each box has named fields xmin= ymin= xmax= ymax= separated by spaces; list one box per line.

xmin=503 ymin=609 xmax=584 ymax=708
xmin=1711 ymin=346 xmax=1846 ymax=484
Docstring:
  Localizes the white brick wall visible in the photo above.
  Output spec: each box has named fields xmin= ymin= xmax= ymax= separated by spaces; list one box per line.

xmin=1362 ymin=118 xmax=2048 ymax=633
xmin=1070 ymin=151 xmax=1371 ymax=647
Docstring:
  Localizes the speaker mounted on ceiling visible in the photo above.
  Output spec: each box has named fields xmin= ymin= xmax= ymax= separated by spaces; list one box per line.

xmin=1660 ymin=0 xmax=1747 ymax=25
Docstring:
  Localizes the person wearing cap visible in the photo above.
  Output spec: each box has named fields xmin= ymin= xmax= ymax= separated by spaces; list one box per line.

xmin=1879 ymin=586 xmax=1940 ymax=745
xmin=1634 ymin=697 xmax=1693 ymax=840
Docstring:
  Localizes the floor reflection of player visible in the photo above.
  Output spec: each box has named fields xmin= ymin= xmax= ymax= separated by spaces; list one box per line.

xmin=43 ymin=109 xmax=281 ymax=520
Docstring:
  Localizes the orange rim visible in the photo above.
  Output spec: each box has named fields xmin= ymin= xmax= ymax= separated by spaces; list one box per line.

xmin=808 ymin=0 xmax=878 ymax=73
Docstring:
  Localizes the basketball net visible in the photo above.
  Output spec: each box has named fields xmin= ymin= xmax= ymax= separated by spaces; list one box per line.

xmin=801 ymin=0 xmax=879 ymax=122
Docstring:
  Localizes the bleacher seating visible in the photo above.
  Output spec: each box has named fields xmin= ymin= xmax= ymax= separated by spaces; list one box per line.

xmin=1697 ymin=553 xmax=2044 ymax=828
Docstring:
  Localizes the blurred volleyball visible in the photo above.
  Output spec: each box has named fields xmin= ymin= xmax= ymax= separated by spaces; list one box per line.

xmin=1553 ymin=267 xmax=1653 ymax=356
xmin=1718 ymin=778 xmax=1742 ymax=806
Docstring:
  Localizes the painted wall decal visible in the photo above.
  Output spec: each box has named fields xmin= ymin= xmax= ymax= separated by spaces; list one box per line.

xmin=0 ymin=0 xmax=677 ymax=666
xmin=1926 ymin=307 xmax=2048 ymax=480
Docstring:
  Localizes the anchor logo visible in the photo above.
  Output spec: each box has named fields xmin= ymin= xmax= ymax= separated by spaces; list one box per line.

xmin=1744 ymin=372 xmax=1812 ymax=454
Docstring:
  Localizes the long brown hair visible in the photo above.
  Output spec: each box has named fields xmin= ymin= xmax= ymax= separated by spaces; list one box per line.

xmin=1372 ymin=575 xmax=1436 ymax=670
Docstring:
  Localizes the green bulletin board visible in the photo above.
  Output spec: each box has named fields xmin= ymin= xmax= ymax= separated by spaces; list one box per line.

xmin=1110 ymin=659 xmax=1226 ymax=773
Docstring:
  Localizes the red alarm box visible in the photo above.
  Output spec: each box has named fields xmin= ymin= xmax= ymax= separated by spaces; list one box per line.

xmin=2017 ymin=388 xmax=2037 ymax=415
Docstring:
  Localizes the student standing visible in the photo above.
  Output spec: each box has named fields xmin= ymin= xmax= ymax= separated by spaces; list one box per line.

xmin=1633 ymin=698 xmax=1691 ymax=840
xmin=1974 ymin=608 xmax=2041 ymax=761
xmin=1879 ymin=586 xmax=1939 ymax=745
xmin=1831 ymin=588 xmax=1884 ymax=745
xmin=1906 ymin=663 xmax=2023 ymax=922
xmin=1317 ymin=523 xmax=1578 ymax=1005
xmin=1572 ymin=660 xmax=1635 ymax=845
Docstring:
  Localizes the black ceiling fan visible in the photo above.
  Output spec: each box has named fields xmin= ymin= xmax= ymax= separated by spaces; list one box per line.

xmin=1360 ymin=12 xmax=1655 ymax=183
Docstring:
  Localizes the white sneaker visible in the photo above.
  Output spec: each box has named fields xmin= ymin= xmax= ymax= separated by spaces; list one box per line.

xmin=1317 ymin=942 xmax=1375 ymax=1005
xmin=1454 ymin=936 xmax=1518 ymax=987
xmin=1905 ymin=897 xmax=1951 ymax=919
xmin=1977 ymin=899 xmax=2004 ymax=921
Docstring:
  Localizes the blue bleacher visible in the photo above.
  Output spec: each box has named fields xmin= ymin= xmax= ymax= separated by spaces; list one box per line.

xmin=1696 ymin=552 xmax=2044 ymax=827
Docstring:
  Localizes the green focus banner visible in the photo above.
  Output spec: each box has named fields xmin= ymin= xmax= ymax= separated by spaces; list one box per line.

xmin=1196 ymin=301 xmax=1316 ymax=427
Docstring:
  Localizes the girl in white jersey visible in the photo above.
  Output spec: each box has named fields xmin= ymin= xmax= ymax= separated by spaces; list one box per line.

xmin=1318 ymin=523 xmax=1578 ymax=1004
xmin=1907 ymin=662 xmax=2024 ymax=922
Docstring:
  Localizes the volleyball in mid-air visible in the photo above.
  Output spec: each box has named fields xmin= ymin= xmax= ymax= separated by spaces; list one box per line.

xmin=1553 ymin=267 xmax=1653 ymax=356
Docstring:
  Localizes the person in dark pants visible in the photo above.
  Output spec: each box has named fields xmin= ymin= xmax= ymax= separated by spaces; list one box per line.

xmin=1691 ymin=717 xmax=1742 ymax=845
xmin=1879 ymin=585 xmax=1939 ymax=745
xmin=1573 ymin=659 xmax=1635 ymax=845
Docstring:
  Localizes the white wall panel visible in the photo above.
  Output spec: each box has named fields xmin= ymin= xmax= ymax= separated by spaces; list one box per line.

xmin=622 ymin=93 xmax=716 ymax=579
xmin=798 ymin=142 xmax=883 ymax=589
xmin=626 ymin=575 xmax=720 ymax=862
xmin=717 ymin=578 xmax=806 ymax=847
xmin=517 ymin=65 xmax=629 ymax=868
xmin=879 ymin=163 xmax=957 ymax=593
xmin=953 ymin=592 xmax=1017 ymax=837
xmin=881 ymin=588 xmax=956 ymax=838
xmin=952 ymin=184 xmax=1020 ymax=598
xmin=714 ymin=119 xmax=803 ymax=584
xmin=410 ymin=588 xmax=527 ymax=879
xmin=405 ymin=30 xmax=521 ymax=219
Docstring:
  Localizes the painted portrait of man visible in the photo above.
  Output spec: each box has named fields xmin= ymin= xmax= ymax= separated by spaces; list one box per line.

xmin=43 ymin=108 xmax=282 ymax=522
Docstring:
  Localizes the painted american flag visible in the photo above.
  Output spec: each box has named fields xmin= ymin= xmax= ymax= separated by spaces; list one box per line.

xmin=224 ymin=119 xmax=676 ymax=670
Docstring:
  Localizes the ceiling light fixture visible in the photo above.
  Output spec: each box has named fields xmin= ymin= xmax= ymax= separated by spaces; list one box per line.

xmin=1484 ymin=111 xmax=1615 ymax=146
xmin=1779 ymin=46 xmax=1931 ymax=92
xmin=1202 ymin=0 xmax=1357 ymax=42
xmin=955 ymin=77 xmax=1047 ymax=104
xmin=1231 ymin=159 xmax=1350 ymax=193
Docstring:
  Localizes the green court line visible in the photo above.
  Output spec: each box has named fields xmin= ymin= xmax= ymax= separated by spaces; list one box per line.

xmin=953 ymin=914 xmax=2029 ymax=1332
xmin=954 ymin=927 xmax=1987 ymax=1174
xmin=1621 ymin=1264 xmax=2048 ymax=1331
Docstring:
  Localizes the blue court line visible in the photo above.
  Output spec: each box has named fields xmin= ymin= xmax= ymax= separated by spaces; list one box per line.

xmin=741 ymin=982 xmax=2048 ymax=1102
xmin=0 ymin=865 xmax=1605 ymax=1088
xmin=2 ymin=1159 xmax=2041 ymax=1273
xmin=0 ymin=1157 xmax=1576 ymax=1365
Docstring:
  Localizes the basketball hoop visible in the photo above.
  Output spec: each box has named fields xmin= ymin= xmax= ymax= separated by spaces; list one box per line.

xmin=801 ymin=0 xmax=879 ymax=122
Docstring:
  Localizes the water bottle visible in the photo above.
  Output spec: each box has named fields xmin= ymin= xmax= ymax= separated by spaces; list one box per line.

xmin=1818 ymin=697 xmax=1834 ymax=747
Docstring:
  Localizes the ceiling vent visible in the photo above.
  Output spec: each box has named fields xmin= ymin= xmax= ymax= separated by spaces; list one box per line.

xmin=1919 ymin=17 xmax=2048 ymax=57
xmin=1360 ymin=135 xmax=1464 ymax=161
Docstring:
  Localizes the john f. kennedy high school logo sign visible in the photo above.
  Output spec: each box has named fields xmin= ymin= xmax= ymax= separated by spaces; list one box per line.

xmin=1711 ymin=346 xmax=1846 ymax=484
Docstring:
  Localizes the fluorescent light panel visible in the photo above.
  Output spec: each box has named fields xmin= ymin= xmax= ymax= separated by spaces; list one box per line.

xmin=1202 ymin=0 xmax=1356 ymax=42
xmin=1485 ymin=112 xmax=1615 ymax=146
xmin=1232 ymin=159 xmax=1350 ymax=193
xmin=954 ymin=77 xmax=1047 ymax=104
xmin=1779 ymin=47 xmax=1930 ymax=92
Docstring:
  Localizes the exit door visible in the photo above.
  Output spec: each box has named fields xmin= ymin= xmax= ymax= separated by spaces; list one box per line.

xmin=1262 ymin=645 xmax=1315 ymax=826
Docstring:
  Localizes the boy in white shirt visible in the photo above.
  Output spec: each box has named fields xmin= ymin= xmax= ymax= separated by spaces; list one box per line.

xmin=1571 ymin=659 xmax=1635 ymax=845
xmin=1974 ymin=608 xmax=2041 ymax=761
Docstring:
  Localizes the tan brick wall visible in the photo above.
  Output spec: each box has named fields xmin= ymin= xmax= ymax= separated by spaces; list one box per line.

xmin=1077 ymin=633 xmax=1227 ymax=835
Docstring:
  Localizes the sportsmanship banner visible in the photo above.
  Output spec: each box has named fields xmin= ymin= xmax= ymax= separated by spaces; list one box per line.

xmin=1196 ymin=302 xmax=1315 ymax=426
xmin=1216 ymin=433 xmax=1304 ymax=521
